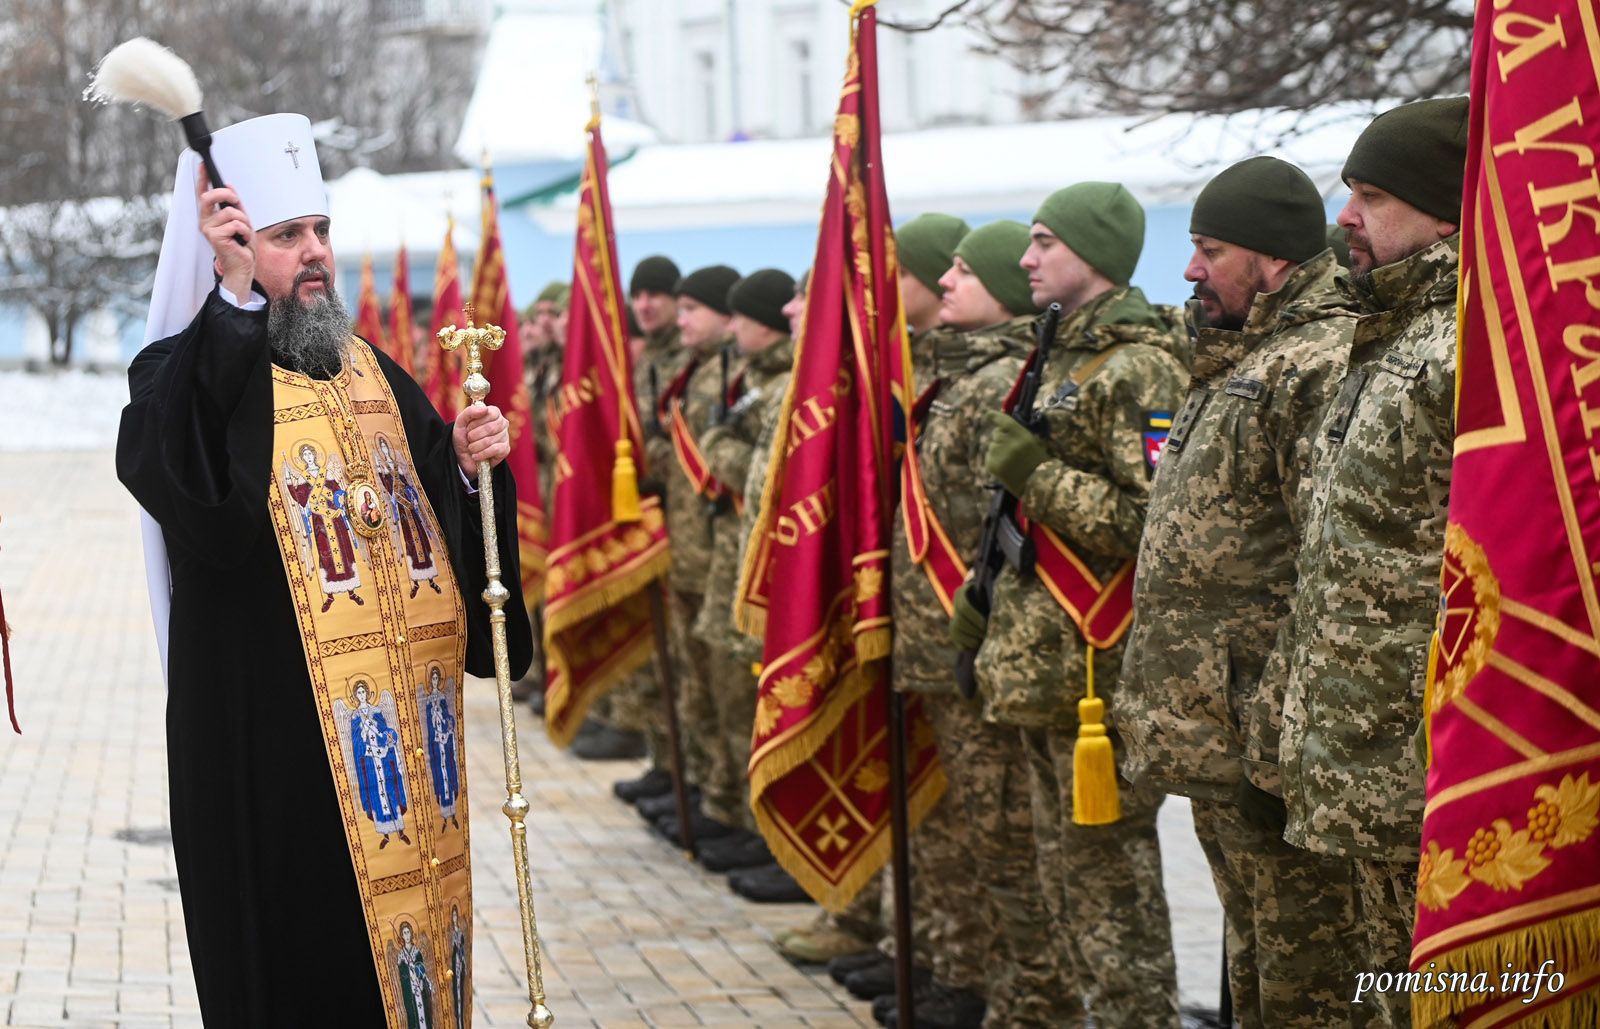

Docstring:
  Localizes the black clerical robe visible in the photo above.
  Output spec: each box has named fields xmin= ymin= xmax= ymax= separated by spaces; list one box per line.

xmin=116 ymin=288 xmax=532 ymax=1025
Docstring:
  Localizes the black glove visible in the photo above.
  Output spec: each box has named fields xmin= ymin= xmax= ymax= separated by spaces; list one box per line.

xmin=1234 ymin=778 xmax=1288 ymax=836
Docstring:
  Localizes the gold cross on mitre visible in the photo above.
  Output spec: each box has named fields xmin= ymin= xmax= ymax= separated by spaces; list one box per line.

xmin=437 ymin=306 xmax=505 ymax=406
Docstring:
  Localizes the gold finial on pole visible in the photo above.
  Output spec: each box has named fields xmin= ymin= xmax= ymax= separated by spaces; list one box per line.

xmin=436 ymin=313 xmax=555 ymax=1029
xmin=585 ymin=71 xmax=601 ymax=130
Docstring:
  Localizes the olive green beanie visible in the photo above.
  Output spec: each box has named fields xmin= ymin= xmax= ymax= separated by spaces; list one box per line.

xmin=728 ymin=269 xmax=796 ymax=333
xmin=1190 ymin=156 xmax=1327 ymax=263
xmin=1342 ymin=97 xmax=1470 ymax=223
xmin=537 ymin=280 xmax=567 ymax=304
xmin=953 ymin=220 xmax=1039 ymax=317
xmin=675 ymin=265 xmax=741 ymax=314
xmin=897 ymin=212 xmax=971 ymax=295
xmin=1032 ymin=182 xmax=1144 ymax=286
xmin=629 ymin=254 xmax=681 ymax=296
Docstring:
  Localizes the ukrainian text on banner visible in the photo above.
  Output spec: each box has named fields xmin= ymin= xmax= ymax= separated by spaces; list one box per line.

xmin=737 ymin=0 xmax=943 ymax=911
xmin=1412 ymin=2 xmax=1600 ymax=1023
xmin=470 ymin=168 xmax=547 ymax=590
xmin=541 ymin=114 xmax=669 ymax=748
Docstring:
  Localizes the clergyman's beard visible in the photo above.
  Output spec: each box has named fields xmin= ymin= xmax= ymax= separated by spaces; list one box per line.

xmin=268 ymin=266 xmax=351 ymax=377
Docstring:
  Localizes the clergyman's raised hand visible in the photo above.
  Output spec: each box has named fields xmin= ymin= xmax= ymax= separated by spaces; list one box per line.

xmin=196 ymin=166 xmax=255 ymax=302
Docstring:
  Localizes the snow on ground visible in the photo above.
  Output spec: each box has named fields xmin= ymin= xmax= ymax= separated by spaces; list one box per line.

xmin=0 ymin=369 xmax=128 ymax=451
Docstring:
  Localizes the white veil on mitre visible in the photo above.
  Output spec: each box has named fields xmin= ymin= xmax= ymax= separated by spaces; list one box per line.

xmin=140 ymin=112 xmax=328 ymax=677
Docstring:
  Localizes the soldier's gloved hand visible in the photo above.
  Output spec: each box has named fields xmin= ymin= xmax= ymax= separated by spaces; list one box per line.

xmin=1233 ymin=778 xmax=1288 ymax=836
xmin=948 ymin=582 xmax=988 ymax=651
xmin=983 ymin=411 xmax=1049 ymax=497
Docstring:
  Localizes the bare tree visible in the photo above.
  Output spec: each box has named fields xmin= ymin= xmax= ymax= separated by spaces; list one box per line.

xmin=0 ymin=0 xmax=481 ymax=365
xmin=869 ymin=0 xmax=1471 ymax=119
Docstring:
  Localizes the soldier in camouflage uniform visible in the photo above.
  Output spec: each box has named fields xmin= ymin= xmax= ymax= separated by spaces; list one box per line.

xmin=950 ymin=183 xmax=1184 ymax=1027
xmin=1275 ymin=98 xmax=1469 ymax=1029
xmin=1118 ymin=157 xmax=1359 ymax=1027
xmin=691 ymin=270 xmax=807 ymax=895
xmin=882 ymin=219 xmax=1086 ymax=1029
xmin=583 ymin=257 xmax=690 ymax=762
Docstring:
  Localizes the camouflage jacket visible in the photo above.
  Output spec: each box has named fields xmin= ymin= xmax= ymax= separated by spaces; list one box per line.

xmin=1278 ymin=236 xmax=1459 ymax=862
xmin=662 ymin=338 xmax=735 ymax=591
xmin=634 ymin=323 xmax=688 ymax=493
xmin=1118 ymin=251 xmax=1355 ymax=801
xmin=892 ymin=318 xmax=1033 ymax=694
xmin=909 ymin=324 xmax=960 ymax=388
xmin=973 ymin=287 xmax=1188 ymax=730
xmin=694 ymin=337 xmax=795 ymax=658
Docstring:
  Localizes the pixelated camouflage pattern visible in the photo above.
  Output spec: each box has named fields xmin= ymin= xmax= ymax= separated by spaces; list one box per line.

xmin=1120 ymin=251 xmax=1355 ymax=801
xmin=1278 ymin=236 xmax=1459 ymax=863
xmin=693 ymin=338 xmax=795 ymax=821
xmin=892 ymin=319 xmax=1032 ymax=694
xmin=1351 ymin=857 xmax=1418 ymax=1029
xmin=635 ymin=322 xmax=689 ymax=494
xmin=1023 ymin=727 xmax=1179 ymax=1027
xmin=664 ymin=339 xmax=735 ymax=589
xmin=1190 ymin=798 xmax=1357 ymax=1029
xmin=524 ymin=343 xmax=563 ymax=514
xmin=973 ymin=287 xmax=1187 ymax=731
xmin=927 ymin=697 xmax=1084 ymax=1025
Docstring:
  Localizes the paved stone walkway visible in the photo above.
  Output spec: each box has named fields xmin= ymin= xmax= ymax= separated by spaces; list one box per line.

xmin=0 ymin=449 xmax=1222 ymax=1027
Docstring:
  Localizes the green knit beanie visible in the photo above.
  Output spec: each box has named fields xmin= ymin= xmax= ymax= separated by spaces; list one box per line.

xmin=953 ymin=220 xmax=1040 ymax=317
xmin=728 ymin=269 xmax=796 ymax=333
xmin=536 ymin=280 xmax=567 ymax=304
xmin=1342 ymin=97 xmax=1470 ymax=223
xmin=629 ymin=254 xmax=681 ymax=296
xmin=1190 ymin=157 xmax=1327 ymax=263
xmin=897 ymin=212 xmax=971 ymax=295
xmin=675 ymin=265 xmax=741 ymax=314
xmin=1032 ymin=182 xmax=1144 ymax=286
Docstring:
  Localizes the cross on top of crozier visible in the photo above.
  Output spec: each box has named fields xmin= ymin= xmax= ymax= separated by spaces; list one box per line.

xmin=436 ymin=306 xmax=504 ymax=406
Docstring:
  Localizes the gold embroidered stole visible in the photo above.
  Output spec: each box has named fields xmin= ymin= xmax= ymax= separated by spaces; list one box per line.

xmin=267 ymin=342 xmax=473 ymax=1029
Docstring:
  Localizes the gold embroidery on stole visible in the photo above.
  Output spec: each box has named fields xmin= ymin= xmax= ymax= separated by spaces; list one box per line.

xmin=267 ymin=342 xmax=473 ymax=1029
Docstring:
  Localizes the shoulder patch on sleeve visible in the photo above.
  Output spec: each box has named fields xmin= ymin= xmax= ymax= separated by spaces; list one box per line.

xmin=1143 ymin=410 xmax=1173 ymax=473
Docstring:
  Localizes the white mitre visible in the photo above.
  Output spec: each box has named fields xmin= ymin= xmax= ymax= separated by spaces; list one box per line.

xmin=139 ymin=113 xmax=328 ymax=677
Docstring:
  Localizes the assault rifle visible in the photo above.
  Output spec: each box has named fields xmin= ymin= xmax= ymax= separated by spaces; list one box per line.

xmin=646 ymin=364 xmax=664 ymax=439
xmin=953 ymin=302 xmax=1061 ymax=699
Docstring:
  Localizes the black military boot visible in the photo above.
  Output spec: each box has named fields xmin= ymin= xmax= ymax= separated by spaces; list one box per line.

xmin=637 ymin=787 xmax=698 ymax=821
xmin=727 ymin=862 xmax=812 ymax=904
xmin=612 ymin=767 xmax=674 ymax=803
xmin=827 ymin=950 xmax=889 ymax=986
xmin=696 ymin=829 xmax=772 ymax=872
xmin=652 ymin=810 xmax=736 ymax=843
xmin=876 ymin=982 xmax=986 ymax=1029
xmin=843 ymin=957 xmax=930 ymax=1001
xmin=570 ymin=723 xmax=646 ymax=760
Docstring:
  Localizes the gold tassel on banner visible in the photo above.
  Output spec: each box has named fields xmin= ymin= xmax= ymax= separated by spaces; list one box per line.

xmin=611 ymin=438 xmax=641 ymax=523
xmin=1072 ymin=643 xmax=1121 ymax=826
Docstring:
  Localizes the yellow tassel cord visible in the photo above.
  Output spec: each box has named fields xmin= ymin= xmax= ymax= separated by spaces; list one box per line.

xmin=611 ymin=438 xmax=642 ymax=523
xmin=1072 ymin=643 xmax=1122 ymax=826
xmin=1422 ymin=629 xmax=1440 ymax=769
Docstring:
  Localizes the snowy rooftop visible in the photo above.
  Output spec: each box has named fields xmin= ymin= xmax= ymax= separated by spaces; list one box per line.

xmin=530 ymin=105 xmax=1376 ymax=230
xmin=325 ymin=167 xmax=481 ymax=260
xmin=452 ymin=9 xmax=656 ymax=167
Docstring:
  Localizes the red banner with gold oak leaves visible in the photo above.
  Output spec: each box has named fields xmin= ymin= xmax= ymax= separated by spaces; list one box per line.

xmin=470 ymin=168 xmax=548 ymax=591
xmin=735 ymin=0 xmax=944 ymax=911
xmin=541 ymin=114 xmax=671 ymax=747
xmin=355 ymin=254 xmax=389 ymax=359
xmin=424 ymin=221 xmax=465 ymax=422
xmin=388 ymin=245 xmax=417 ymax=379
xmin=1411 ymin=1 xmax=1600 ymax=1023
